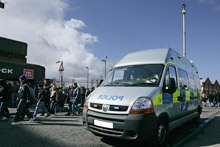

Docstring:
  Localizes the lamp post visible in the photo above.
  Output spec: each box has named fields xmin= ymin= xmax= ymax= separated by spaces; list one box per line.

xmin=56 ymin=61 xmax=64 ymax=85
xmin=86 ymin=67 xmax=89 ymax=88
xmin=182 ymin=3 xmax=186 ymax=58
xmin=102 ymin=56 xmax=107 ymax=79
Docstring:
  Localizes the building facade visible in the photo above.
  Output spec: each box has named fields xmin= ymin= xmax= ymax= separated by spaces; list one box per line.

xmin=201 ymin=78 xmax=220 ymax=95
xmin=0 ymin=36 xmax=45 ymax=81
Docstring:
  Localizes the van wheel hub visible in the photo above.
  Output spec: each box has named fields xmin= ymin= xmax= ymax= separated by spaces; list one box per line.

xmin=157 ymin=124 xmax=166 ymax=144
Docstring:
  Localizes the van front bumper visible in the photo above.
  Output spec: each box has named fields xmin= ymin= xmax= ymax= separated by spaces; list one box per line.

xmin=82 ymin=109 xmax=158 ymax=141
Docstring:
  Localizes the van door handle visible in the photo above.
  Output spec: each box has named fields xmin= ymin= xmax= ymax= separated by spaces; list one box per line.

xmin=190 ymin=96 xmax=194 ymax=100
xmin=178 ymin=96 xmax=183 ymax=101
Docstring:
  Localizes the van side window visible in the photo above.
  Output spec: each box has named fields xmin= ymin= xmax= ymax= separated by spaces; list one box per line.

xmin=165 ymin=66 xmax=177 ymax=88
xmin=178 ymin=68 xmax=189 ymax=90
xmin=189 ymin=73 xmax=195 ymax=91
xmin=194 ymin=75 xmax=201 ymax=91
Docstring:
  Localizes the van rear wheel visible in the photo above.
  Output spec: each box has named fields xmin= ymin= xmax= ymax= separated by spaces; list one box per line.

xmin=192 ymin=112 xmax=200 ymax=124
xmin=153 ymin=118 xmax=168 ymax=147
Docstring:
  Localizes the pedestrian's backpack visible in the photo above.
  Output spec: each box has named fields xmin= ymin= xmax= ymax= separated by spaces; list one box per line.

xmin=26 ymin=84 xmax=36 ymax=101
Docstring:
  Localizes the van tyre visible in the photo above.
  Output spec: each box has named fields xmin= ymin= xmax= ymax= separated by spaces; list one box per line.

xmin=153 ymin=118 xmax=168 ymax=147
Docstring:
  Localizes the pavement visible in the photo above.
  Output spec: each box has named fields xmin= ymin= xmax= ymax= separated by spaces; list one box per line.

xmin=200 ymin=106 xmax=220 ymax=118
xmin=8 ymin=104 xmax=69 ymax=116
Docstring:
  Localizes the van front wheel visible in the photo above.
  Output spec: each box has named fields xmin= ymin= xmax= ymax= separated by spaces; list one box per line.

xmin=153 ymin=118 xmax=168 ymax=147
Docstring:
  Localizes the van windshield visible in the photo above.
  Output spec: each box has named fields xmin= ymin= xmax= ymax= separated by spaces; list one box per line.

xmin=103 ymin=64 xmax=164 ymax=87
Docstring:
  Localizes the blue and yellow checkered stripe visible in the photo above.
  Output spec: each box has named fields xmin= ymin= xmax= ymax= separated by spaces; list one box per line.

xmin=153 ymin=90 xmax=201 ymax=105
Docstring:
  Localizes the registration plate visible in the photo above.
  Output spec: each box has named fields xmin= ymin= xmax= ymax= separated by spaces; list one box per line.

xmin=94 ymin=120 xmax=113 ymax=129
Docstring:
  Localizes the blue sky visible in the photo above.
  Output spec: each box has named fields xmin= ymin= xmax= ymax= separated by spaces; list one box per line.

xmin=66 ymin=0 xmax=220 ymax=82
xmin=0 ymin=0 xmax=220 ymax=84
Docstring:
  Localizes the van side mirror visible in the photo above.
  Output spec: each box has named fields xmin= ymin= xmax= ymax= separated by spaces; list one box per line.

xmin=163 ymin=78 xmax=176 ymax=94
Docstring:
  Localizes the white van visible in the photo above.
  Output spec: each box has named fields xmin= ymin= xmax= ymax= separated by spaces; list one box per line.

xmin=82 ymin=48 xmax=202 ymax=146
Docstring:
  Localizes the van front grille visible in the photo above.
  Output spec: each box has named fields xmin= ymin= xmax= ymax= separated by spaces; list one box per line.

xmin=90 ymin=103 xmax=128 ymax=112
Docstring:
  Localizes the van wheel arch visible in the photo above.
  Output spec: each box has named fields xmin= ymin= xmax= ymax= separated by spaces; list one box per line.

xmin=158 ymin=113 xmax=169 ymax=126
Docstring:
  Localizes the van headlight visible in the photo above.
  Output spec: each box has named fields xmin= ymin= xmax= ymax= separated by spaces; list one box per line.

xmin=130 ymin=97 xmax=154 ymax=114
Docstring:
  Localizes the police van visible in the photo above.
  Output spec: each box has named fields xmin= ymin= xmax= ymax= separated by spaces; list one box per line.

xmin=82 ymin=48 xmax=202 ymax=146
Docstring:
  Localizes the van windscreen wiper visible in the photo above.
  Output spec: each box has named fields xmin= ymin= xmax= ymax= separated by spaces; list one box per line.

xmin=104 ymin=81 xmax=155 ymax=87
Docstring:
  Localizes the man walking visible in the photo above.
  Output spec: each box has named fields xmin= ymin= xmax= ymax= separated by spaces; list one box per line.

xmin=65 ymin=83 xmax=82 ymax=116
xmin=11 ymin=75 xmax=34 ymax=125
xmin=65 ymin=85 xmax=75 ymax=116
xmin=0 ymin=79 xmax=10 ymax=120
xmin=72 ymin=83 xmax=82 ymax=115
xmin=41 ymin=84 xmax=50 ymax=116
xmin=33 ymin=84 xmax=50 ymax=120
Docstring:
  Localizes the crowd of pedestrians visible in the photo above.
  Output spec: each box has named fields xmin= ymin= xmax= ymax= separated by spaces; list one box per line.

xmin=202 ymin=92 xmax=220 ymax=108
xmin=0 ymin=75 xmax=94 ymax=125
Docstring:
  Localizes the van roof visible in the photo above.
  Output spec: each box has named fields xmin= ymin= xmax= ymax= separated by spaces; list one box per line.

xmin=115 ymin=48 xmax=170 ymax=67
xmin=114 ymin=48 xmax=199 ymax=75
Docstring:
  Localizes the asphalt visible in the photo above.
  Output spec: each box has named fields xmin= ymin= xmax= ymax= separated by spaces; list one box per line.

xmin=7 ymin=104 xmax=220 ymax=147
xmin=172 ymin=106 xmax=220 ymax=147
xmin=181 ymin=110 xmax=220 ymax=147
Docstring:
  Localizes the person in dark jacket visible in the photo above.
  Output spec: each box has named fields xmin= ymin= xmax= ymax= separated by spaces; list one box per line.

xmin=208 ymin=93 xmax=214 ymax=107
xmin=59 ymin=90 xmax=66 ymax=110
xmin=20 ymin=82 xmax=35 ymax=121
xmin=0 ymin=79 xmax=10 ymax=120
xmin=216 ymin=92 xmax=220 ymax=108
xmin=41 ymin=84 xmax=51 ymax=116
xmin=11 ymin=75 xmax=34 ymax=125
xmin=72 ymin=82 xmax=82 ymax=115
xmin=65 ymin=85 xmax=75 ymax=116
xmin=80 ymin=86 xmax=86 ymax=107
xmin=33 ymin=84 xmax=50 ymax=119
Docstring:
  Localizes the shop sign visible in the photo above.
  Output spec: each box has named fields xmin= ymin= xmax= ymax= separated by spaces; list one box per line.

xmin=0 ymin=68 xmax=13 ymax=74
xmin=24 ymin=69 xmax=34 ymax=79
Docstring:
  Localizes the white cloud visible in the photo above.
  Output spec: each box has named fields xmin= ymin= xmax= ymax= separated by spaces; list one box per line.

xmin=0 ymin=0 xmax=109 ymax=85
xmin=192 ymin=0 xmax=220 ymax=10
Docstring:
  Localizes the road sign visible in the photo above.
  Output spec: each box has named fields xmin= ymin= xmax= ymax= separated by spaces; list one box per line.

xmin=59 ymin=62 xmax=64 ymax=71
xmin=0 ymin=2 xmax=4 ymax=9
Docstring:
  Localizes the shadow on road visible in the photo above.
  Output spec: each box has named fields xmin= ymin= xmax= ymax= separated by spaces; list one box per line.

xmin=99 ymin=118 xmax=208 ymax=147
xmin=101 ymin=137 xmax=153 ymax=147
xmin=181 ymin=116 xmax=220 ymax=147
xmin=0 ymin=118 xmax=68 ymax=147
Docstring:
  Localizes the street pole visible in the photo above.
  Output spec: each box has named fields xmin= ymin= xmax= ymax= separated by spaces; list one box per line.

xmin=86 ymin=67 xmax=89 ymax=88
xmin=182 ymin=4 xmax=186 ymax=58
xmin=102 ymin=56 xmax=107 ymax=79
xmin=56 ymin=60 xmax=64 ymax=86
xmin=61 ymin=61 xmax=63 ymax=86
